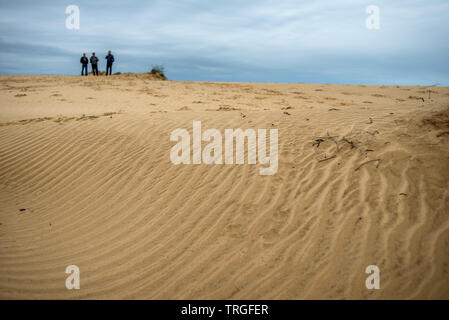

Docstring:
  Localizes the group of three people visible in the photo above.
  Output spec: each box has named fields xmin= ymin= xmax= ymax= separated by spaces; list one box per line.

xmin=80 ymin=51 xmax=115 ymax=76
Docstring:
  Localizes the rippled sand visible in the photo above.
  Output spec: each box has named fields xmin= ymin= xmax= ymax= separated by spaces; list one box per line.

xmin=1 ymin=75 xmax=448 ymax=299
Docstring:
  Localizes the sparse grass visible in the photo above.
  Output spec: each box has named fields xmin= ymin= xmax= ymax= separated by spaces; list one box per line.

xmin=150 ymin=65 xmax=166 ymax=79
xmin=88 ymin=71 xmax=106 ymax=76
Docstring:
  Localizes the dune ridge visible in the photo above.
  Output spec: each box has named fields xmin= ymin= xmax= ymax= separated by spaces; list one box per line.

xmin=0 ymin=75 xmax=448 ymax=299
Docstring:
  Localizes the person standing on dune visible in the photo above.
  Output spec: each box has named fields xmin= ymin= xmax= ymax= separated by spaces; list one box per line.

xmin=80 ymin=53 xmax=88 ymax=76
xmin=90 ymin=52 xmax=99 ymax=76
xmin=105 ymin=50 xmax=114 ymax=76
xmin=105 ymin=50 xmax=114 ymax=75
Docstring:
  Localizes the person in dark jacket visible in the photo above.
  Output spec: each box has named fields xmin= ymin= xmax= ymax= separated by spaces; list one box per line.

xmin=105 ymin=50 xmax=114 ymax=76
xmin=80 ymin=53 xmax=88 ymax=76
xmin=90 ymin=52 xmax=99 ymax=76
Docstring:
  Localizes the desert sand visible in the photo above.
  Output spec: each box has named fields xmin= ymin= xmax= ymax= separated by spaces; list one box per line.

xmin=0 ymin=74 xmax=448 ymax=299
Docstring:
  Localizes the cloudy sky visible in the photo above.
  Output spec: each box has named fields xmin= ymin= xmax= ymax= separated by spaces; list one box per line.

xmin=0 ymin=0 xmax=448 ymax=85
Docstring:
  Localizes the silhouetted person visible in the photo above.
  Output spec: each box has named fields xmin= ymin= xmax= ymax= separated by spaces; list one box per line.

xmin=105 ymin=50 xmax=114 ymax=76
xmin=80 ymin=53 xmax=88 ymax=76
xmin=90 ymin=52 xmax=99 ymax=76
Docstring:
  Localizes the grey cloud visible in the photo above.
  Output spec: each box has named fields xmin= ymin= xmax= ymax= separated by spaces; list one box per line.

xmin=0 ymin=0 xmax=448 ymax=84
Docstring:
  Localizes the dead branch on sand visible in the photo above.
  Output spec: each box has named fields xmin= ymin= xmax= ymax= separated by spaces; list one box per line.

xmin=366 ymin=130 xmax=380 ymax=136
xmin=355 ymin=159 xmax=381 ymax=171
xmin=327 ymin=131 xmax=340 ymax=152
xmin=341 ymin=137 xmax=356 ymax=149
xmin=312 ymin=138 xmax=325 ymax=147
xmin=318 ymin=155 xmax=336 ymax=163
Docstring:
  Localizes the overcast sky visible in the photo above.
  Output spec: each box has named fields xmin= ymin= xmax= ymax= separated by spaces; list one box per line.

xmin=0 ymin=0 xmax=448 ymax=85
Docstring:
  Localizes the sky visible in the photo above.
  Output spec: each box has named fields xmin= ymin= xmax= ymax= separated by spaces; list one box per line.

xmin=0 ymin=0 xmax=448 ymax=85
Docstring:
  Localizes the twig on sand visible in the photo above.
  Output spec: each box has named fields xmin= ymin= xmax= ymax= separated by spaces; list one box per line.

xmin=366 ymin=130 xmax=380 ymax=136
xmin=355 ymin=159 xmax=381 ymax=171
xmin=341 ymin=137 xmax=356 ymax=149
xmin=312 ymin=138 xmax=325 ymax=147
xmin=436 ymin=131 xmax=449 ymax=137
xmin=313 ymin=134 xmax=339 ymax=140
xmin=312 ymin=132 xmax=341 ymax=151
xmin=318 ymin=155 xmax=336 ymax=163
xmin=327 ymin=131 xmax=340 ymax=152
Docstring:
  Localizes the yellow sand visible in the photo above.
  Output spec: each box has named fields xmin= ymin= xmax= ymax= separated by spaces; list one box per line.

xmin=0 ymin=74 xmax=448 ymax=299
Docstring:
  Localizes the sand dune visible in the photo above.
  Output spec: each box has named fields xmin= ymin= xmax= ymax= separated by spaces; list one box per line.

xmin=0 ymin=75 xmax=448 ymax=299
